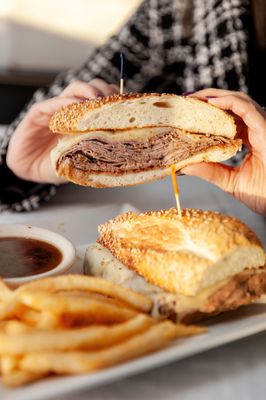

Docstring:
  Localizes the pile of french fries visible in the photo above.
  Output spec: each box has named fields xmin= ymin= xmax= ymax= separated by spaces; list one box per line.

xmin=0 ymin=275 xmax=205 ymax=388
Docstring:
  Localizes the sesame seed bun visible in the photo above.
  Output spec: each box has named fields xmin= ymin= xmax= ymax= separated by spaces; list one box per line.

xmin=83 ymin=209 xmax=266 ymax=322
xmin=49 ymin=93 xmax=237 ymax=139
xmin=49 ymin=92 xmax=240 ymax=188
xmin=97 ymin=208 xmax=265 ymax=297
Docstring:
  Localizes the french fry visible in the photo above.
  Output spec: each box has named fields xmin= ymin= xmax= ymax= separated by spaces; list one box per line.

xmin=57 ymin=291 xmax=136 ymax=310
xmin=36 ymin=311 xmax=60 ymax=329
xmin=0 ymin=315 xmax=154 ymax=355
xmin=3 ymin=321 xmax=33 ymax=335
xmin=0 ymin=321 xmax=7 ymax=333
xmin=0 ymin=279 xmax=12 ymax=302
xmin=18 ymin=291 xmax=137 ymax=323
xmin=0 ymin=274 xmax=206 ymax=388
xmin=1 ymin=355 xmax=19 ymax=375
xmin=1 ymin=370 xmax=45 ymax=387
xmin=16 ymin=275 xmax=152 ymax=313
xmin=13 ymin=304 xmax=41 ymax=326
xmin=19 ymin=321 xmax=181 ymax=374
xmin=0 ymin=300 xmax=17 ymax=321
xmin=173 ymin=324 xmax=206 ymax=337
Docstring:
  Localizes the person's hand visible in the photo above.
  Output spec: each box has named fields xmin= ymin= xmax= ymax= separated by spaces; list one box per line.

xmin=181 ymin=89 xmax=266 ymax=215
xmin=6 ymin=79 xmax=118 ymax=184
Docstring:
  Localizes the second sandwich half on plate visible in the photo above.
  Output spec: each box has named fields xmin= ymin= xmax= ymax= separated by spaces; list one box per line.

xmin=49 ymin=93 xmax=242 ymax=187
xmin=84 ymin=208 xmax=266 ymax=323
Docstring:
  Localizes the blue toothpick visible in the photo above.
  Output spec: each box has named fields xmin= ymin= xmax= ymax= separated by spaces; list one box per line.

xmin=120 ymin=51 xmax=124 ymax=95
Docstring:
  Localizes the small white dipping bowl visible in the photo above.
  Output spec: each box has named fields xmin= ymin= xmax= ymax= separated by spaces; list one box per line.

xmin=0 ymin=224 xmax=76 ymax=285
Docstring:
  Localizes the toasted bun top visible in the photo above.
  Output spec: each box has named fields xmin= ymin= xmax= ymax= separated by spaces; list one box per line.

xmin=98 ymin=208 xmax=265 ymax=296
xmin=49 ymin=93 xmax=237 ymax=139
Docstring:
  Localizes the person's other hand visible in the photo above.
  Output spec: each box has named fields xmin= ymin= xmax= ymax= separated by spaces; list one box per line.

xmin=6 ymin=79 xmax=118 ymax=184
xmin=181 ymin=89 xmax=266 ymax=215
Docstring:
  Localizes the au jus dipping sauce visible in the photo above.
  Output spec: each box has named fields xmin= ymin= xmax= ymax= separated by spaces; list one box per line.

xmin=0 ymin=237 xmax=62 ymax=278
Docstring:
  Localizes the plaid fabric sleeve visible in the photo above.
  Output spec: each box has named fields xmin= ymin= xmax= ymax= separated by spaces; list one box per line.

xmin=0 ymin=0 xmax=251 ymax=212
xmin=0 ymin=0 xmax=167 ymax=212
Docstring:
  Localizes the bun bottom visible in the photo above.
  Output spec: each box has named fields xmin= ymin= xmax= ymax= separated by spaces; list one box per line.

xmin=84 ymin=243 xmax=266 ymax=324
xmin=54 ymin=141 xmax=241 ymax=187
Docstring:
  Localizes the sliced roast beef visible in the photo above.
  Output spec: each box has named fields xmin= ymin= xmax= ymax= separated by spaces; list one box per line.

xmin=57 ymin=130 xmax=234 ymax=174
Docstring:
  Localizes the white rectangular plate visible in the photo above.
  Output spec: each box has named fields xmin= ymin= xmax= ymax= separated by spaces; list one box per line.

xmin=1 ymin=203 xmax=266 ymax=400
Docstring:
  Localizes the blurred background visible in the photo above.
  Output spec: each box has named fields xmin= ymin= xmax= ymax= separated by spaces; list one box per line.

xmin=0 ymin=0 xmax=141 ymax=124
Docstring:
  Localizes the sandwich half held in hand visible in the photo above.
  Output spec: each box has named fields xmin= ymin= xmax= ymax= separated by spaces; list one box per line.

xmin=84 ymin=209 xmax=266 ymax=323
xmin=50 ymin=93 xmax=242 ymax=187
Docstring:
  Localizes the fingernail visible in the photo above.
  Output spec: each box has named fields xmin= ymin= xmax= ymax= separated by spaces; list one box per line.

xmin=205 ymin=96 xmax=217 ymax=99
xmin=182 ymin=91 xmax=195 ymax=96
xmin=96 ymin=92 xmax=103 ymax=98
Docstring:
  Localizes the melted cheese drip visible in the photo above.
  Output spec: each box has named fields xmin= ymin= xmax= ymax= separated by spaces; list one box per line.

xmin=171 ymin=165 xmax=182 ymax=218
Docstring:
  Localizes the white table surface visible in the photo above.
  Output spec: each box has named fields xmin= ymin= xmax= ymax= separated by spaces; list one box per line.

xmin=1 ymin=124 xmax=266 ymax=400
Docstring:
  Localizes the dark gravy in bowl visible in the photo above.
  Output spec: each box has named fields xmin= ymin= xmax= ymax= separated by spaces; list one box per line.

xmin=0 ymin=237 xmax=62 ymax=278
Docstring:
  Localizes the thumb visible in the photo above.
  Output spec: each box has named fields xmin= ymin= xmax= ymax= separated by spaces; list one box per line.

xmin=27 ymin=96 xmax=82 ymax=128
xmin=181 ymin=162 xmax=238 ymax=195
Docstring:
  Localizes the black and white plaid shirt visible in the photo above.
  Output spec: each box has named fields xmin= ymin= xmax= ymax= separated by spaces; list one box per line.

xmin=0 ymin=0 xmax=254 ymax=212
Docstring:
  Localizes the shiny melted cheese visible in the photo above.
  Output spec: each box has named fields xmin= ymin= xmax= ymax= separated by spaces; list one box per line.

xmin=84 ymin=243 xmax=230 ymax=321
xmin=57 ymin=127 xmax=171 ymax=150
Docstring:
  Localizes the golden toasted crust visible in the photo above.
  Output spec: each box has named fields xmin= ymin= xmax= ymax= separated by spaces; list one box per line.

xmin=49 ymin=93 xmax=159 ymax=133
xmin=97 ymin=209 xmax=265 ymax=296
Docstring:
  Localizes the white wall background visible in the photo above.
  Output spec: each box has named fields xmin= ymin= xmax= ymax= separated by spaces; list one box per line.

xmin=0 ymin=0 xmax=142 ymax=71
